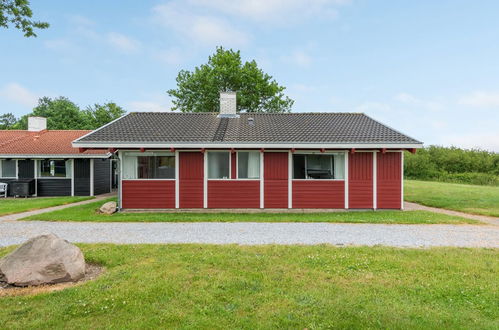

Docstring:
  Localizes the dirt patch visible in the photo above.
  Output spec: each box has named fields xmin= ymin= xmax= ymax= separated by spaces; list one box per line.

xmin=0 ymin=263 xmax=104 ymax=297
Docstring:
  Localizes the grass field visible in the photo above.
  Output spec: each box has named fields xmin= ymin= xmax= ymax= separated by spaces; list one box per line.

xmin=20 ymin=198 xmax=476 ymax=224
xmin=405 ymin=180 xmax=499 ymax=217
xmin=0 ymin=196 xmax=94 ymax=216
xmin=0 ymin=244 xmax=497 ymax=328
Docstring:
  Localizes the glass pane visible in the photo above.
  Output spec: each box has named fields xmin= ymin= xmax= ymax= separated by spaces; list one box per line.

xmin=208 ymin=152 xmax=230 ymax=179
xmin=306 ymin=155 xmax=332 ymax=179
xmin=122 ymin=155 xmax=137 ymax=179
xmin=1 ymin=160 xmax=16 ymax=177
xmin=238 ymin=152 xmax=260 ymax=179
xmin=293 ymin=154 xmax=306 ymax=179
xmin=333 ymin=154 xmax=345 ymax=179
xmin=137 ymin=156 xmax=175 ymax=179
xmin=39 ymin=160 xmax=66 ymax=177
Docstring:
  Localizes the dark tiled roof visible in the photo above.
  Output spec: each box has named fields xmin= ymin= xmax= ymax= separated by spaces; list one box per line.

xmin=76 ymin=112 xmax=421 ymax=144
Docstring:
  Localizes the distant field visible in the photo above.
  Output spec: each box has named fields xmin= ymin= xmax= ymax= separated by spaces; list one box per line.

xmin=405 ymin=180 xmax=499 ymax=217
xmin=0 ymin=196 xmax=93 ymax=216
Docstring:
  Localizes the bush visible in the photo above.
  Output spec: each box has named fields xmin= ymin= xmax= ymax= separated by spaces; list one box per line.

xmin=405 ymin=146 xmax=499 ymax=186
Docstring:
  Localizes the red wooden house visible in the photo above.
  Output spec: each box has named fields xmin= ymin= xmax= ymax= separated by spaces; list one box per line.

xmin=73 ymin=92 xmax=422 ymax=210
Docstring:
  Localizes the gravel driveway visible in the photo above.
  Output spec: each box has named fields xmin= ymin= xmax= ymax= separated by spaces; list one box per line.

xmin=0 ymin=221 xmax=497 ymax=248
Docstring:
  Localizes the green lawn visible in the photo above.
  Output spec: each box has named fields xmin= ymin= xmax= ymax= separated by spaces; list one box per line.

xmin=0 ymin=196 xmax=94 ymax=216
xmin=21 ymin=198 xmax=476 ymax=224
xmin=0 ymin=244 xmax=497 ymax=328
xmin=405 ymin=180 xmax=499 ymax=217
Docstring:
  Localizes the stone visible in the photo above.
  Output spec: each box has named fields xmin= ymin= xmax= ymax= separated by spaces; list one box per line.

xmin=0 ymin=234 xmax=85 ymax=287
xmin=99 ymin=201 xmax=117 ymax=214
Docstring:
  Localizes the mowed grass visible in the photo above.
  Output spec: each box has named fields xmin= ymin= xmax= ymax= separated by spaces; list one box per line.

xmin=405 ymin=180 xmax=499 ymax=217
xmin=0 ymin=196 xmax=94 ymax=216
xmin=0 ymin=244 xmax=498 ymax=329
xmin=21 ymin=198 xmax=476 ymax=224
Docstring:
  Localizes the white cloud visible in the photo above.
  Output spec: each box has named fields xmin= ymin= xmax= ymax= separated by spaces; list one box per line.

xmin=154 ymin=48 xmax=186 ymax=65
xmin=43 ymin=38 xmax=76 ymax=52
xmin=394 ymin=92 xmax=443 ymax=112
xmin=442 ymin=132 xmax=499 ymax=152
xmin=107 ymin=32 xmax=140 ymax=52
xmin=282 ymin=50 xmax=312 ymax=67
xmin=458 ymin=91 xmax=499 ymax=107
xmin=394 ymin=92 xmax=419 ymax=104
xmin=0 ymin=83 xmax=39 ymax=107
xmin=356 ymin=102 xmax=392 ymax=113
xmin=152 ymin=3 xmax=249 ymax=46
xmin=189 ymin=0 xmax=350 ymax=24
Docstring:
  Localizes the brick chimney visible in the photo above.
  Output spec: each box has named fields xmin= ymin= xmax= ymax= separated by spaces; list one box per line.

xmin=28 ymin=116 xmax=47 ymax=132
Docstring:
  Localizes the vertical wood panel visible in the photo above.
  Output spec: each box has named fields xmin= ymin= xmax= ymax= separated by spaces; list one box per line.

xmin=179 ymin=152 xmax=204 ymax=208
xmin=264 ymin=152 xmax=288 ymax=208
xmin=348 ymin=152 xmax=373 ymax=208
xmin=377 ymin=152 xmax=402 ymax=209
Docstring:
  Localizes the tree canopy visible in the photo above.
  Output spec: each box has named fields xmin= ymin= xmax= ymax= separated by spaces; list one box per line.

xmin=4 ymin=97 xmax=126 ymax=130
xmin=168 ymin=47 xmax=294 ymax=113
xmin=0 ymin=0 xmax=49 ymax=37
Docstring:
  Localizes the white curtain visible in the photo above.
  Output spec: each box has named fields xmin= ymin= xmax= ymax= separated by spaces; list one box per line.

xmin=247 ymin=152 xmax=260 ymax=179
xmin=65 ymin=160 xmax=72 ymax=178
xmin=122 ymin=155 xmax=138 ymax=179
xmin=334 ymin=153 xmax=345 ymax=179
xmin=208 ymin=152 xmax=229 ymax=179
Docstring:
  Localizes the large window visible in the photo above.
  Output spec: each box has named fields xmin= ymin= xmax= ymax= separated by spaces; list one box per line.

xmin=0 ymin=160 xmax=16 ymax=178
xmin=38 ymin=159 xmax=71 ymax=178
xmin=238 ymin=151 xmax=260 ymax=179
xmin=122 ymin=152 xmax=175 ymax=179
xmin=293 ymin=153 xmax=345 ymax=179
xmin=208 ymin=152 xmax=230 ymax=179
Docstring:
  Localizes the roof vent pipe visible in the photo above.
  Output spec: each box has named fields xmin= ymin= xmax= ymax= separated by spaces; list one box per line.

xmin=247 ymin=117 xmax=255 ymax=126
xmin=28 ymin=116 xmax=47 ymax=132
xmin=218 ymin=91 xmax=239 ymax=118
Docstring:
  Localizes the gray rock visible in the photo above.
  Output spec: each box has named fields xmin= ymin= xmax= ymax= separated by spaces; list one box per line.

xmin=0 ymin=233 xmax=85 ymax=287
xmin=99 ymin=201 xmax=117 ymax=214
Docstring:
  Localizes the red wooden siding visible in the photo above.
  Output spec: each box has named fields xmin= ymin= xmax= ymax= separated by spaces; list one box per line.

xmin=349 ymin=152 xmax=373 ymax=208
xmin=208 ymin=180 xmax=260 ymax=208
xmin=377 ymin=152 xmax=402 ymax=209
xmin=179 ymin=152 xmax=204 ymax=208
xmin=231 ymin=153 xmax=237 ymax=179
xmin=264 ymin=152 xmax=288 ymax=208
xmin=122 ymin=180 xmax=175 ymax=208
xmin=292 ymin=181 xmax=344 ymax=208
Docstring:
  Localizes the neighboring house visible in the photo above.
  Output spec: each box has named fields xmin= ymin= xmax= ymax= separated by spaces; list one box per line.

xmin=0 ymin=117 xmax=113 ymax=197
xmin=73 ymin=92 xmax=423 ymax=210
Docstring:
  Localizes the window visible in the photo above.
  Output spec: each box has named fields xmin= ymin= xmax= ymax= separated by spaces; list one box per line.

xmin=38 ymin=159 xmax=71 ymax=178
xmin=208 ymin=152 xmax=230 ymax=179
xmin=238 ymin=151 xmax=260 ymax=179
xmin=122 ymin=152 xmax=175 ymax=179
xmin=293 ymin=153 xmax=345 ymax=179
xmin=0 ymin=160 xmax=16 ymax=178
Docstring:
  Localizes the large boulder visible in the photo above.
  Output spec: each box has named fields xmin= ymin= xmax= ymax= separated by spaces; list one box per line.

xmin=0 ymin=234 xmax=85 ymax=287
xmin=99 ymin=201 xmax=117 ymax=214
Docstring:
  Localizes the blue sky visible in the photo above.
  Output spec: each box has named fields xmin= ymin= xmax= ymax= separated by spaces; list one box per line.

xmin=1 ymin=0 xmax=498 ymax=151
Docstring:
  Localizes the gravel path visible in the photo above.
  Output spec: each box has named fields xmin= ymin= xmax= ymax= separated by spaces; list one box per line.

xmin=0 ymin=221 xmax=497 ymax=248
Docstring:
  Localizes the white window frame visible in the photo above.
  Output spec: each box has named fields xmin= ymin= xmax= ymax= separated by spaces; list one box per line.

xmin=0 ymin=159 xmax=18 ymax=179
xmin=121 ymin=151 xmax=176 ymax=181
xmin=206 ymin=150 xmax=232 ymax=180
xmin=37 ymin=159 xmax=71 ymax=179
xmin=236 ymin=151 xmax=261 ymax=180
xmin=292 ymin=152 xmax=347 ymax=181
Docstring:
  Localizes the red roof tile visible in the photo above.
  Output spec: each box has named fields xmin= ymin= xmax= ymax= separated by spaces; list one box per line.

xmin=0 ymin=130 xmax=108 ymax=156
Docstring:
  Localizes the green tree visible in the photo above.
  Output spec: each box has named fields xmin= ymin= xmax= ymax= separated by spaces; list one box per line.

xmin=168 ymin=47 xmax=294 ymax=113
xmin=83 ymin=102 xmax=126 ymax=128
xmin=14 ymin=97 xmax=126 ymax=130
xmin=0 ymin=112 xmax=18 ymax=129
xmin=0 ymin=0 xmax=49 ymax=37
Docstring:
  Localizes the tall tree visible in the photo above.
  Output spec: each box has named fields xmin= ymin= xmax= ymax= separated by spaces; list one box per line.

xmin=0 ymin=0 xmax=49 ymax=37
xmin=0 ymin=112 xmax=17 ymax=129
xmin=168 ymin=47 xmax=294 ymax=113
xmin=83 ymin=102 xmax=126 ymax=128
xmin=14 ymin=97 xmax=125 ymax=130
